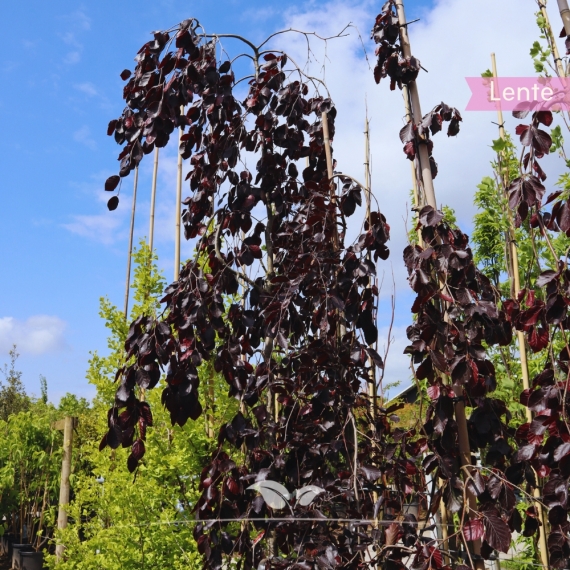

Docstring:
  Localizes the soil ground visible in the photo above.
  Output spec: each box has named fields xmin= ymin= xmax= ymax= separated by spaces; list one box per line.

xmin=0 ymin=552 xmax=10 ymax=569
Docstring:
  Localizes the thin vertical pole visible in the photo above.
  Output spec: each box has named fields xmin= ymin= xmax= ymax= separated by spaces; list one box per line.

xmin=491 ymin=53 xmax=531 ymax=417
xmin=402 ymin=84 xmax=424 ymax=245
xmin=395 ymin=0 xmax=436 ymax=210
xmin=364 ymin=111 xmax=380 ymax=531
xmin=395 ymin=2 xmax=483 ymax=567
xmin=492 ymin=53 xmax=549 ymax=570
xmin=124 ymin=167 xmax=139 ymax=319
xmin=557 ymin=0 xmax=570 ymax=36
xmin=321 ymin=112 xmax=335 ymax=195
xmin=539 ymin=1 xmax=565 ymax=77
xmin=364 ymin=113 xmax=376 ymax=414
xmin=55 ymin=417 xmax=76 ymax=563
xmin=149 ymin=147 xmax=159 ymax=252
xmin=364 ymin=113 xmax=372 ymax=224
xmin=322 ymin=111 xmax=345 ymax=339
xmin=322 ymin=111 xmax=338 ymax=249
xmin=174 ymin=108 xmax=184 ymax=281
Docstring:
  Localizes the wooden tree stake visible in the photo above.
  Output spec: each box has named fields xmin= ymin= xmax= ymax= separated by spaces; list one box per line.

xmin=149 ymin=147 xmax=159 ymax=252
xmin=364 ymin=112 xmax=377 ymax=414
xmin=492 ymin=53 xmax=549 ymax=570
xmin=395 ymin=2 xmax=483 ymax=567
xmin=395 ymin=0 xmax=437 ymax=210
xmin=52 ymin=417 xmax=77 ymax=563
xmin=558 ymin=0 xmax=570 ymax=35
xmin=322 ymin=112 xmax=335 ymax=189
xmin=174 ymin=108 xmax=184 ymax=281
xmin=540 ymin=1 xmax=566 ymax=77
xmin=124 ymin=166 xmax=139 ymax=319
xmin=402 ymin=84 xmax=424 ymax=246
xmin=491 ymin=53 xmax=532 ymax=422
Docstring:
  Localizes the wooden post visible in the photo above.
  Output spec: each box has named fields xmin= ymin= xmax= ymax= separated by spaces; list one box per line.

xmin=491 ymin=53 xmax=532 ymax=422
xmin=394 ymin=2 xmax=483 ymax=567
xmin=402 ymin=84 xmax=424 ymax=245
xmin=124 ymin=166 xmax=139 ymax=319
xmin=149 ymin=147 xmax=159 ymax=252
xmin=557 ymin=0 xmax=570 ymax=35
xmin=321 ymin=112 xmax=335 ymax=198
xmin=492 ymin=53 xmax=549 ymax=570
xmin=322 ymin=111 xmax=345 ymax=339
xmin=364 ymin=114 xmax=377 ymax=414
xmin=539 ymin=1 xmax=566 ymax=77
xmin=322 ymin=110 xmax=337 ymax=251
xmin=174 ymin=108 xmax=184 ymax=281
xmin=395 ymin=0 xmax=437 ymax=210
xmin=52 ymin=417 xmax=77 ymax=563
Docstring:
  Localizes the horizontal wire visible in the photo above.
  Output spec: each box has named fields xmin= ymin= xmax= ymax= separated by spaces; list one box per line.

xmin=92 ymin=517 xmax=466 ymax=528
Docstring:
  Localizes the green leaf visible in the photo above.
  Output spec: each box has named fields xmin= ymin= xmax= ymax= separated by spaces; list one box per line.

xmin=491 ymin=138 xmax=507 ymax=153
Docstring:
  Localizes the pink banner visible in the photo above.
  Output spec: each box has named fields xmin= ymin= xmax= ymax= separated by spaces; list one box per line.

xmin=465 ymin=77 xmax=570 ymax=111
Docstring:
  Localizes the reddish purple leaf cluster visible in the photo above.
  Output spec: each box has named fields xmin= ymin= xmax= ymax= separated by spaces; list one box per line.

xmin=101 ymin=18 xmax=447 ymax=570
xmin=371 ymin=0 xmax=420 ymax=90
xmin=405 ymin=206 xmax=516 ymax=556
xmin=98 ymin=4 xmax=570 ymax=568
xmin=371 ymin=0 xmax=570 ymax=564
xmin=399 ymin=102 xmax=462 ymax=179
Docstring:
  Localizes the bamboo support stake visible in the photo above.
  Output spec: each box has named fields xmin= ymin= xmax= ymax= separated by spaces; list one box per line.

xmin=540 ymin=1 xmax=566 ymax=76
xmin=149 ymin=147 xmax=159 ymax=253
xmin=395 ymin=2 xmax=483 ymax=567
xmin=491 ymin=53 xmax=532 ymax=424
xmin=363 ymin=113 xmax=380 ymax=528
xmin=558 ymin=0 xmax=570 ymax=36
xmin=364 ymin=114 xmax=377 ymax=417
xmin=402 ymin=84 xmax=424 ymax=245
xmin=438 ymin=482 xmax=451 ymax=560
xmin=53 ymin=417 xmax=77 ymax=563
xmin=322 ymin=111 xmax=345 ymax=340
xmin=174 ymin=108 xmax=184 ymax=281
xmin=395 ymin=1 xmax=436 ymax=210
xmin=124 ymin=167 xmax=139 ymax=319
xmin=322 ymin=112 xmax=335 ymax=200
xmin=492 ymin=54 xmax=549 ymax=570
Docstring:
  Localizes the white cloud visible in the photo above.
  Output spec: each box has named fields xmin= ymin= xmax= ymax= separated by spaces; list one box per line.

xmin=61 ymin=31 xmax=81 ymax=47
xmin=67 ymin=9 xmax=91 ymax=31
xmin=64 ymin=51 xmax=81 ymax=64
xmin=73 ymin=125 xmax=97 ymax=150
xmin=74 ymin=82 xmax=99 ymax=97
xmin=63 ymin=211 xmax=125 ymax=245
xmin=263 ymin=0 xmax=548 ymax=390
xmin=0 ymin=316 xmax=68 ymax=355
xmin=59 ymin=10 xmax=90 ymax=64
xmin=275 ymin=0 xmax=546 ymax=300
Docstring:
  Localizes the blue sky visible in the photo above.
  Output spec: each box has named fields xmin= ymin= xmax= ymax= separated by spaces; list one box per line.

xmin=4 ymin=0 xmax=551 ymax=403
xmin=0 ymin=0 xmax=435 ymax=402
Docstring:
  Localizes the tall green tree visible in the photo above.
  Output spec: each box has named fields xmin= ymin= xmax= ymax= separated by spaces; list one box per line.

xmin=0 ymin=347 xmax=30 ymax=421
xmin=46 ymin=242 xmax=236 ymax=569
